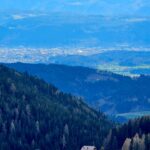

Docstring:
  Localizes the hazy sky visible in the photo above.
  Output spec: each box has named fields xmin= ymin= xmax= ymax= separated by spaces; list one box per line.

xmin=0 ymin=0 xmax=150 ymax=16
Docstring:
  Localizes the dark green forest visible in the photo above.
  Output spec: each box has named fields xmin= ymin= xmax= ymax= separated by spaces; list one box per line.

xmin=0 ymin=65 xmax=150 ymax=150
xmin=0 ymin=65 xmax=112 ymax=150
xmin=104 ymin=116 xmax=150 ymax=150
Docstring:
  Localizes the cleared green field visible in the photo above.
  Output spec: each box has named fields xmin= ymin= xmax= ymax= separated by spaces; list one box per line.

xmin=116 ymin=111 xmax=150 ymax=120
xmin=98 ymin=64 xmax=150 ymax=76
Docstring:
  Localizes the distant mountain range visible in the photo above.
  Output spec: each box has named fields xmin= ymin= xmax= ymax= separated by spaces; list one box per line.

xmin=5 ymin=63 xmax=150 ymax=118
xmin=0 ymin=14 xmax=150 ymax=48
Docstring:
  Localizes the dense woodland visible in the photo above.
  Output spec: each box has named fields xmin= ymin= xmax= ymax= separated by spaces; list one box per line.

xmin=103 ymin=116 xmax=150 ymax=150
xmin=0 ymin=65 xmax=113 ymax=150
xmin=6 ymin=63 xmax=150 ymax=115
xmin=0 ymin=65 xmax=150 ymax=150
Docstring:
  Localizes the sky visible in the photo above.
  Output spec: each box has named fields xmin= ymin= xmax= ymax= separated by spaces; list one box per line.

xmin=0 ymin=0 xmax=150 ymax=16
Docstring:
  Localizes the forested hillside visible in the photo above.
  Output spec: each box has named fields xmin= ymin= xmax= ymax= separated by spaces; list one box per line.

xmin=103 ymin=116 xmax=150 ymax=150
xmin=0 ymin=65 xmax=112 ymax=150
xmin=6 ymin=63 xmax=150 ymax=115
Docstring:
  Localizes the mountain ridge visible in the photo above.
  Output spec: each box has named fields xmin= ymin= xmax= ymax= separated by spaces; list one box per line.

xmin=5 ymin=63 xmax=150 ymax=116
xmin=0 ymin=64 xmax=112 ymax=149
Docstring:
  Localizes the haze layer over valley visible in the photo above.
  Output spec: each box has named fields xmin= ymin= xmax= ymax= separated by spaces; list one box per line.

xmin=0 ymin=12 xmax=150 ymax=75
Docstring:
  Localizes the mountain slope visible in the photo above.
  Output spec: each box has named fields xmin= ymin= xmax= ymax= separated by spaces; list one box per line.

xmin=5 ymin=63 xmax=150 ymax=116
xmin=0 ymin=14 xmax=150 ymax=48
xmin=0 ymin=65 xmax=112 ymax=150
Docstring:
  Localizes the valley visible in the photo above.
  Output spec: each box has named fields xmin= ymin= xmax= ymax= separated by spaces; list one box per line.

xmin=1 ymin=13 xmax=150 ymax=76
xmin=1 ymin=48 xmax=150 ymax=75
xmin=0 ymin=64 xmax=149 ymax=149
xmin=5 ymin=63 xmax=150 ymax=121
xmin=0 ymin=1 xmax=150 ymax=149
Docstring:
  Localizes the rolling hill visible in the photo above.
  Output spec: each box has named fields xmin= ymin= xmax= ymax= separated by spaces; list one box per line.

xmin=48 ymin=50 xmax=150 ymax=75
xmin=0 ymin=14 xmax=150 ymax=48
xmin=5 ymin=63 xmax=150 ymax=117
xmin=0 ymin=65 xmax=112 ymax=149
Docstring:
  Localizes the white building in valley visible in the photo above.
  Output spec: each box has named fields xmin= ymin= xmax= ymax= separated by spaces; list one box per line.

xmin=81 ymin=146 xmax=97 ymax=150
